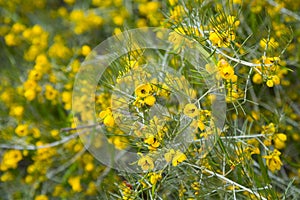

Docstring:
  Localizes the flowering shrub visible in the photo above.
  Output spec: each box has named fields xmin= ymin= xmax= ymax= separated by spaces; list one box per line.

xmin=1 ymin=0 xmax=300 ymax=199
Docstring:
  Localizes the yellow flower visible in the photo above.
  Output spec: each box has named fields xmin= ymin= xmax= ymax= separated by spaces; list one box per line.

xmin=191 ymin=181 xmax=200 ymax=193
xmin=164 ymin=149 xmax=176 ymax=163
xmin=109 ymin=136 xmax=128 ymax=150
xmin=172 ymin=150 xmax=187 ymax=166
xmin=149 ymin=172 xmax=162 ymax=185
xmin=209 ymin=31 xmax=235 ymax=48
xmin=29 ymin=69 xmax=43 ymax=81
xmin=263 ymin=149 xmax=282 ymax=172
xmin=0 ymin=150 xmax=23 ymax=171
xmin=62 ymin=91 xmax=72 ymax=110
xmin=68 ymin=176 xmax=82 ymax=192
xmin=32 ymin=127 xmax=41 ymax=138
xmin=220 ymin=66 xmax=235 ymax=80
xmin=81 ymin=45 xmax=91 ymax=56
xmin=15 ymin=124 xmax=29 ymax=137
xmin=85 ymin=162 xmax=94 ymax=172
xmin=169 ymin=0 xmax=178 ymax=6
xmin=156 ymin=84 xmax=170 ymax=98
xmin=273 ymin=133 xmax=287 ymax=149
xmin=99 ymin=108 xmax=115 ymax=127
xmin=24 ymin=89 xmax=36 ymax=101
xmin=183 ymin=103 xmax=199 ymax=118
xmin=63 ymin=0 xmax=75 ymax=5
xmin=138 ymin=155 xmax=154 ymax=171
xmin=266 ymin=79 xmax=274 ymax=87
xmin=35 ymin=195 xmax=48 ymax=200
xmin=4 ymin=33 xmax=19 ymax=46
xmin=198 ymin=120 xmax=205 ymax=131
xmin=164 ymin=149 xmax=186 ymax=166
xmin=0 ymin=171 xmax=14 ymax=182
xmin=45 ymin=84 xmax=58 ymax=100
xmin=170 ymin=5 xmax=185 ymax=22
xmin=144 ymin=134 xmax=160 ymax=150
xmin=9 ymin=105 xmax=24 ymax=118
xmin=262 ymin=123 xmax=276 ymax=134
xmin=168 ymin=30 xmax=193 ymax=51
xmin=217 ymin=59 xmax=229 ymax=68
xmin=86 ymin=182 xmax=97 ymax=196
xmin=135 ymin=84 xmax=152 ymax=98
xmin=260 ymin=37 xmax=279 ymax=50
xmin=272 ymin=75 xmax=280 ymax=85
xmin=11 ymin=23 xmax=26 ymax=33
xmin=50 ymin=129 xmax=59 ymax=137
xmin=144 ymin=95 xmax=156 ymax=106
xmin=252 ymin=73 xmax=263 ymax=84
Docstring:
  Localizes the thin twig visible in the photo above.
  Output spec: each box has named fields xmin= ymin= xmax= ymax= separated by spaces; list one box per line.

xmin=183 ymin=162 xmax=267 ymax=200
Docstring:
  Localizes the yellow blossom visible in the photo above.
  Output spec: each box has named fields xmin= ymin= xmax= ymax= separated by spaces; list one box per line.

xmin=198 ymin=120 xmax=205 ymax=131
xmin=209 ymin=31 xmax=235 ymax=47
xmin=99 ymin=108 xmax=115 ymax=127
xmin=29 ymin=69 xmax=43 ymax=81
xmin=217 ymin=59 xmax=230 ymax=68
xmin=170 ymin=5 xmax=185 ymax=22
xmin=0 ymin=150 xmax=23 ymax=171
xmin=266 ymin=79 xmax=274 ymax=87
xmin=164 ymin=149 xmax=187 ymax=166
xmin=11 ymin=23 xmax=26 ymax=33
xmin=15 ymin=124 xmax=29 ymax=137
xmin=135 ymin=84 xmax=152 ymax=98
xmin=4 ymin=33 xmax=19 ymax=46
xmin=220 ymin=65 xmax=235 ymax=80
xmin=85 ymin=162 xmax=94 ymax=172
xmin=156 ymin=84 xmax=170 ymax=98
xmin=48 ymin=42 xmax=72 ymax=60
xmin=86 ymin=182 xmax=97 ymax=196
xmin=191 ymin=181 xmax=200 ymax=194
xmin=183 ymin=103 xmax=199 ymax=118
xmin=0 ymin=171 xmax=14 ymax=182
xmin=272 ymin=75 xmax=280 ymax=85
xmin=273 ymin=133 xmax=287 ymax=149
xmin=45 ymin=84 xmax=58 ymax=100
xmin=168 ymin=29 xmax=193 ymax=51
xmin=139 ymin=2 xmax=160 ymax=16
xmin=35 ymin=195 xmax=48 ymax=200
xmin=32 ymin=127 xmax=41 ymax=138
xmin=149 ymin=172 xmax=162 ymax=185
xmin=50 ymin=129 xmax=59 ymax=137
xmin=109 ymin=136 xmax=128 ymax=150
xmin=81 ymin=45 xmax=91 ymax=56
xmin=68 ymin=176 xmax=82 ymax=192
xmin=137 ymin=155 xmax=154 ymax=171
xmin=63 ymin=0 xmax=75 ymax=5
xmin=252 ymin=73 xmax=263 ymax=84
xmin=144 ymin=134 xmax=160 ymax=150
xmin=164 ymin=149 xmax=175 ymax=162
xmin=144 ymin=95 xmax=156 ymax=106
xmin=172 ymin=150 xmax=187 ymax=166
xmin=9 ymin=105 xmax=24 ymax=118
xmin=262 ymin=123 xmax=276 ymax=134
xmin=169 ymin=0 xmax=178 ymax=6
xmin=263 ymin=149 xmax=283 ymax=172
xmin=62 ymin=91 xmax=72 ymax=110
xmin=24 ymin=89 xmax=36 ymax=101
xmin=260 ymin=37 xmax=279 ymax=50
xmin=53 ymin=185 xmax=64 ymax=197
